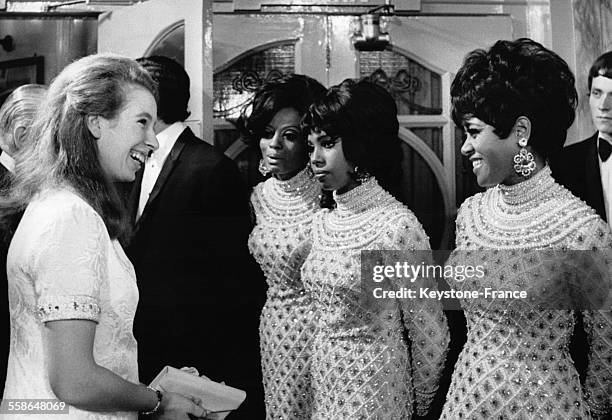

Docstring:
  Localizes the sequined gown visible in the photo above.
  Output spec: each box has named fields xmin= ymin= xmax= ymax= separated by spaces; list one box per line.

xmin=301 ymin=178 xmax=450 ymax=419
xmin=2 ymin=188 xmax=139 ymax=419
xmin=248 ymin=168 xmax=321 ymax=419
xmin=441 ymin=167 xmax=612 ymax=419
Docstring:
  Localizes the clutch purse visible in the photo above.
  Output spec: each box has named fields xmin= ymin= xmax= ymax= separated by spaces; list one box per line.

xmin=149 ymin=366 xmax=246 ymax=417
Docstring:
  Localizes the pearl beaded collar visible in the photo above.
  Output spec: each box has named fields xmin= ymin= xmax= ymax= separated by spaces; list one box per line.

xmin=458 ymin=166 xmax=599 ymax=250
xmin=498 ymin=166 xmax=555 ymax=206
xmin=254 ymin=167 xmax=321 ymax=227
xmin=316 ymin=178 xmax=400 ymax=249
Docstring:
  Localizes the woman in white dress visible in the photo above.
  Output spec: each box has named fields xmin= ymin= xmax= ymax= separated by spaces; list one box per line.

xmin=0 ymin=54 xmax=206 ymax=419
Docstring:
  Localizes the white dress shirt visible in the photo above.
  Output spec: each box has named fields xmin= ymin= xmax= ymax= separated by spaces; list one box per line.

xmin=0 ymin=151 xmax=15 ymax=173
xmin=137 ymin=121 xmax=186 ymax=220
xmin=598 ymin=136 xmax=612 ymax=228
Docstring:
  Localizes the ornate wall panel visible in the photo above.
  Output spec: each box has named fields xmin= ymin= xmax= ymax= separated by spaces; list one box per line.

xmin=213 ymin=43 xmax=295 ymax=120
xmin=360 ymin=49 xmax=442 ymax=115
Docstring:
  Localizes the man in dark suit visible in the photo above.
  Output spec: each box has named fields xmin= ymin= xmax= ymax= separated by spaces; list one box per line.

xmin=127 ymin=56 xmax=265 ymax=418
xmin=551 ymin=51 xmax=612 ymax=223
xmin=550 ymin=51 xmax=612 ymax=387
xmin=0 ymin=84 xmax=47 ymax=396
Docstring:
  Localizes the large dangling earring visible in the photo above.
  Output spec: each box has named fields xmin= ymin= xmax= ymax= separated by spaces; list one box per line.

xmin=258 ymin=159 xmax=270 ymax=177
xmin=513 ymin=136 xmax=536 ymax=178
xmin=353 ymin=166 xmax=372 ymax=184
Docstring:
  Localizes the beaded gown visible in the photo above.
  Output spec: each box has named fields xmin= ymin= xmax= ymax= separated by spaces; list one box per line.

xmin=441 ymin=167 xmax=612 ymax=419
xmin=301 ymin=178 xmax=450 ymax=419
xmin=248 ymin=167 xmax=321 ymax=419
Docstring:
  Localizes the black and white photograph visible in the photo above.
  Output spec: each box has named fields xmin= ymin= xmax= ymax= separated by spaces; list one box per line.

xmin=0 ymin=0 xmax=610 ymax=419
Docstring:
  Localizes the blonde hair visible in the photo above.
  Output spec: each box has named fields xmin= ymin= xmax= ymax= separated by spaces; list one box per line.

xmin=0 ymin=84 xmax=47 ymax=155
xmin=1 ymin=53 xmax=156 ymax=240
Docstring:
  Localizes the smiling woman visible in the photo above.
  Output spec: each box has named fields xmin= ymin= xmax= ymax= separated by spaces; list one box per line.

xmin=451 ymin=38 xmax=576 ymax=188
xmin=459 ymin=116 xmax=543 ymax=188
xmin=89 ymin=84 xmax=158 ymax=183
xmin=0 ymin=54 xmax=206 ymax=419
xmin=443 ymin=38 xmax=612 ymax=419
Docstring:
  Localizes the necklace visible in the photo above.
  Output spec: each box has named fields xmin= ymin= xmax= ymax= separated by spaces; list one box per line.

xmin=459 ymin=166 xmax=599 ymax=249
xmin=255 ymin=167 xmax=321 ymax=226
xmin=317 ymin=178 xmax=400 ymax=249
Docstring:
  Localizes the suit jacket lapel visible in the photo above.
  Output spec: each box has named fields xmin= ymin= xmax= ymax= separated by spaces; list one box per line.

xmin=137 ymin=130 xmax=189 ymax=225
xmin=584 ymin=133 xmax=607 ymax=220
xmin=127 ymin=168 xmax=144 ymax=225
xmin=0 ymin=163 xmax=10 ymax=179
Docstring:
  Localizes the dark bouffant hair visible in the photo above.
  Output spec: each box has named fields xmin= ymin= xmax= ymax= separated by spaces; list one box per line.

xmin=451 ymin=38 xmax=578 ymax=159
xmin=302 ymin=79 xmax=402 ymax=199
xmin=588 ymin=50 xmax=612 ymax=91
xmin=136 ymin=55 xmax=190 ymax=124
xmin=238 ymin=74 xmax=326 ymax=146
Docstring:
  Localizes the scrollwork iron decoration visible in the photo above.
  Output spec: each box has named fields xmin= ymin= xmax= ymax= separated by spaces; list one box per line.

xmin=232 ymin=69 xmax=286 ymax=93
xmin=366 ymin=68 xmax=441 ymax=115
xmin=368 ymin=68 xmax=420 ymax=94
xmin=215 ymin=69 xmax=288 ymax=119
xmin=392 ymin=69 xmax=421 ymax=94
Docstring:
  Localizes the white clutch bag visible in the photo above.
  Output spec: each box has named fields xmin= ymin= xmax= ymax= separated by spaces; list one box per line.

xmin=149 ymin=366 xmax=246 ymax=418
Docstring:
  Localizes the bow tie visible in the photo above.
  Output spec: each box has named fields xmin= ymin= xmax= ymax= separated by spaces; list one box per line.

xmin=599 ymin=138 xmax=612 ymax=162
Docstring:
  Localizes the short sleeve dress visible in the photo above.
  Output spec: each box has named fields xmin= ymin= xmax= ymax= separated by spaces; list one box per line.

xmin=2 ymin=188 xmax=139 ymax=420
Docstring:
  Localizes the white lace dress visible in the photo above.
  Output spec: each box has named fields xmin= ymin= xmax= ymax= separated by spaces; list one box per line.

xmin=2 ymin=188 xmax=139 ymax=419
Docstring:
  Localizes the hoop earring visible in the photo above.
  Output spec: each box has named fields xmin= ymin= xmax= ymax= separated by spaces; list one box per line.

xmin=513 ymin=137 xmax=536 ymax=178
xmin=353 ymin=166 xmax=372 ymax=184
xmin=258 ymin=159 xmax=270 ymax=177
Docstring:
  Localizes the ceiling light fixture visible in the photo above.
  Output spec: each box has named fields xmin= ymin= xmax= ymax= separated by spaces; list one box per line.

xmin=352 ymin=0 xmax=393 ymax=52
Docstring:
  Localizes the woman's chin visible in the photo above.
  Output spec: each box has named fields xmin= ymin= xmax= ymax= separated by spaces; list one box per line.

xmin=114 ymin=172 xmax=136 ymax=183
xmin=475 ymin=171 xmax=492 ymax=188
xmin=267 ymin=165 xmax=284 ymax=176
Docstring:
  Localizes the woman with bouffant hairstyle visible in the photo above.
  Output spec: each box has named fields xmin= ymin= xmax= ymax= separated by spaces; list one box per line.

xmin=443 ymin=38 xmax=612 ymax=419
xmin=303 ymin=78 xmax=403 ymax=200
xmin=1 ymin=54 xmax=206 ymax=419
xmin=301 ymin=79 xmax=449 ymax=419
xmin=239 ymin=74 xmax=326 ymax=419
